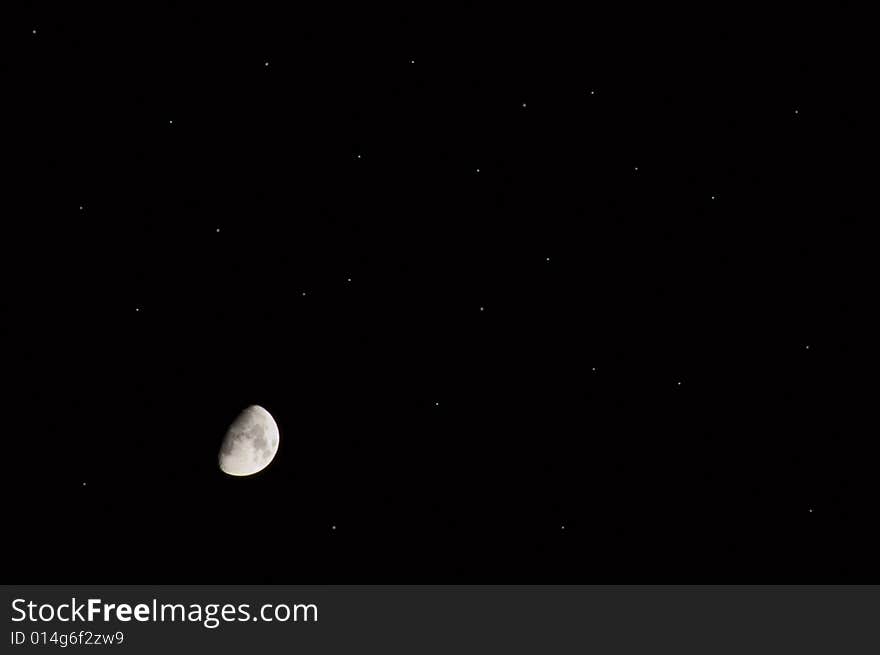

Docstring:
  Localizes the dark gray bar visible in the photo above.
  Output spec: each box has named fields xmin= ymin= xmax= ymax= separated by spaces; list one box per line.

xmin=4 ymin=587 xmax=879 ymax=654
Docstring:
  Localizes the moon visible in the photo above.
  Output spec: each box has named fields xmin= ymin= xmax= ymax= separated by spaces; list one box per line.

xmin=219 ymin=405 xmax=280 ymax=476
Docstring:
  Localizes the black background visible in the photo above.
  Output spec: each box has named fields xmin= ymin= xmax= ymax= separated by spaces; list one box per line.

xmin=2 ymin=3 xmax=870 ymax=581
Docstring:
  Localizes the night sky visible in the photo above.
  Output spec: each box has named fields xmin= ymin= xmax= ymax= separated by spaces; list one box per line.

xmin=3 ymin=5 xmax=869 ymax=581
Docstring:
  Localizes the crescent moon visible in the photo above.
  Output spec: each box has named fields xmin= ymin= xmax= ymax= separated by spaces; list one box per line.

xmin=219 ymin=405 xmax=280 ymax=476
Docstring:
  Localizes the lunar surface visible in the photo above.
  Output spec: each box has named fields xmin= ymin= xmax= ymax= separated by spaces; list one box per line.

xmin=219 ymin=405 xmax=280 ymax=476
